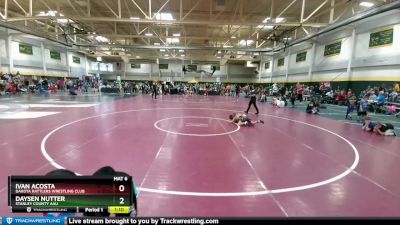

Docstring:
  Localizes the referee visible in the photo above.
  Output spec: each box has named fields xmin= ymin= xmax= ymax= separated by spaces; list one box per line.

xmin=245 ymin=86 xmax=259 ymax=114
xmin=151 ymin=82 xmax=158 ymax=99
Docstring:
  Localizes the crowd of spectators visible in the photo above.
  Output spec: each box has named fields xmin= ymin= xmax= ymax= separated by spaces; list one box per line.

xmin=0 ymin=73 xmax=397 ymax=135
xmin=0 ymin=72 xmax=148 ymax=96
xmin=262 ymin=82 xmax=398 ymax=136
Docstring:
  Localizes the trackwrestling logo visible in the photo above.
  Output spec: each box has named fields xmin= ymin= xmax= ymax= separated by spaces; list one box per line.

xmin=2 ymin=217 xmax=63 ymax=225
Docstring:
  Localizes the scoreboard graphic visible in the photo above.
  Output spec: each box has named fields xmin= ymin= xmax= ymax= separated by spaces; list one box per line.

xmin=8 ymin=176 xmax=133 ymax=214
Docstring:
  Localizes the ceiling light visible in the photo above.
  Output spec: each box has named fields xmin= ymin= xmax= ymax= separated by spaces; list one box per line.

xmin=57 ymin=18 xmax=71 ymax=24
xmin=38 ymin=10 xmax=61 ymax=17
xmin=136 ymin=56 xmax=140 ymax=58
xmin=130 ymin=17 xmax=140 ymax=20
xmin=154 ymin=42 xmax=160 ymax=46
xmin=178 ymin=49 xmax=184 ymax=52
xmin=258 ymin=25 xmax=273 ymax=29
xmin=96 ymin=57 xmax=102 ymax=61
xmin=360 ymin=2 xmax=374 ymax=7
xmin=155 ymin=12 xmax=175 ymax=21
xmin=145 ymin=33 xmax=153 ymax=36
xmin=95 ymin=36 xmax=109 ymax=42
xmin=49 ymin=11 xmax=57 ymax=16
xmin=275 ymin=17 xmax=285 ymax=23
xmin=166 ymin=37 xmax=179 ymax=44
xmin=160 ymin=49 xmax=166 ymax=52
xmin=180 ymin=54 xmax=185 ymax=57
xmin=239 ymin=40 xmax=254 ymax=46
xmin=164 ymin=54 xmax=169 ymax=57
xmin=217 ymin=56 xmax=222 ymax=58
xmin=262 ymin=17 xmax=271 ymax=23
xmin=223 ymin=45 xmax=233 ymax=48
xmin=231 ymin=36 xmax=236 ymax=39
xmin=217 ymin=50 xmax=221 ymax=54
xmin=173 ymin=33 xmax=181 ymax=37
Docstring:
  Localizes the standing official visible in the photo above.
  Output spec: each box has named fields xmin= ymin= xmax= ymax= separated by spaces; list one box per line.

xmin=152 ymin=82 xmax=158 ymax=99
xmin=245 ymin=86 xmax=259 ymax=114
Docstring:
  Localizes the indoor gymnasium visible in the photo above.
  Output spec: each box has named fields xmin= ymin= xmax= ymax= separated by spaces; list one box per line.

xmin=0 ymin=0 xmax=399 ymax=220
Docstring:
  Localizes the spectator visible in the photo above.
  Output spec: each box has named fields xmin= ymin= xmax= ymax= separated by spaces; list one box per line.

xmin=375 ymin=91 xmax=385 ymax=113
xmin=357 ymin=96 xmax=368 ymax=122
xmin=346 ymin=96 xmax=357 ymax=120
xmin=336 ymin=90 xmax=346 ymax=105
xmin=296 ymin=85 xmax=304 ymax=102
xmin=289 ymin=92 xmax=296 ymax=107
xmin=395 ymin=83 xmax=400 ymax=92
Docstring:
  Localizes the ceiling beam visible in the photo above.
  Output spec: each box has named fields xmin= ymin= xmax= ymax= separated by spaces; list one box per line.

xmin=333 ymin=3 xmax=349 ymax=23
xmin=129 ymin=0 xmax=148 ymax=18
xmin=180 ymin=0 xmax=182 ymax=20
xmin=118 ymin=0 xmax=121 ymax=18
xmin=209 ymin=0 xmax=212 ymax=21
xmin=270 ymin=0 xmax=274 ymax=20
xmin=148 ymin=0 xmax=151 ymax=18
xmin=102 ymin=0 xmax=118 ymax=18
xmin=152 ymin=0 xmax=171 ymax=19
xmin=123 ymin=0 xmax=148 ymax=45
xmin=7 ymin=16 xmax=328 ymax=28
xmin=300 ymin=0 xmax=305 ymax=22
xmin=182 ymin=0 xmax=202 ymax=21
xmin=87 ymin=0 xmax=90 ymax=16
xmin=150 ymin=28 xmax=167 ymax=46
xmin=67 ymin=0 xmax=86 ymax=16
xmin=29 ymin=0 xmax=32 ymax=16
xmin=311 ymin=0 xmax=349 ymax=21
xmin=99 ymin=34 xmax=243 ymax=41
xmin=301 ymin=26 xmax=309 ymax=35
xmin=329 ymin=0 xmax=335 ymax=24
xmin=39 ymin=0 xmax=52 ymax=11
xmin=5 ymin=0 xmax=8 ymax=19
xmin=75 ymin=43 xmax=273 ymax=52
xmin=303 ymin=0 xmax=329 ymax=23
xmin=277 ymin=0 xmax=297 ymax=18
xmin=12 ymin=0 xmax=28 ymax=15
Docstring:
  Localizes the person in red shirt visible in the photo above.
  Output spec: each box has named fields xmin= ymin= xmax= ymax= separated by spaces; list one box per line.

xmin=336 ymin=90 xmax=346 ymax=105
xmin=296 ymin=86 xmax=304 ymax=102
xmin=58 ymin=79 xmax=65 ymax=91
xmin=235 ymin=85 xmax=241 ymax=97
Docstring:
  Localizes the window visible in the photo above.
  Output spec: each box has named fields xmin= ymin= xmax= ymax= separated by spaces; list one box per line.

xmin=99 ymin=63 xmax=113 ymax=72
xmin=91 ymin=62 xmax=99 ymax=71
